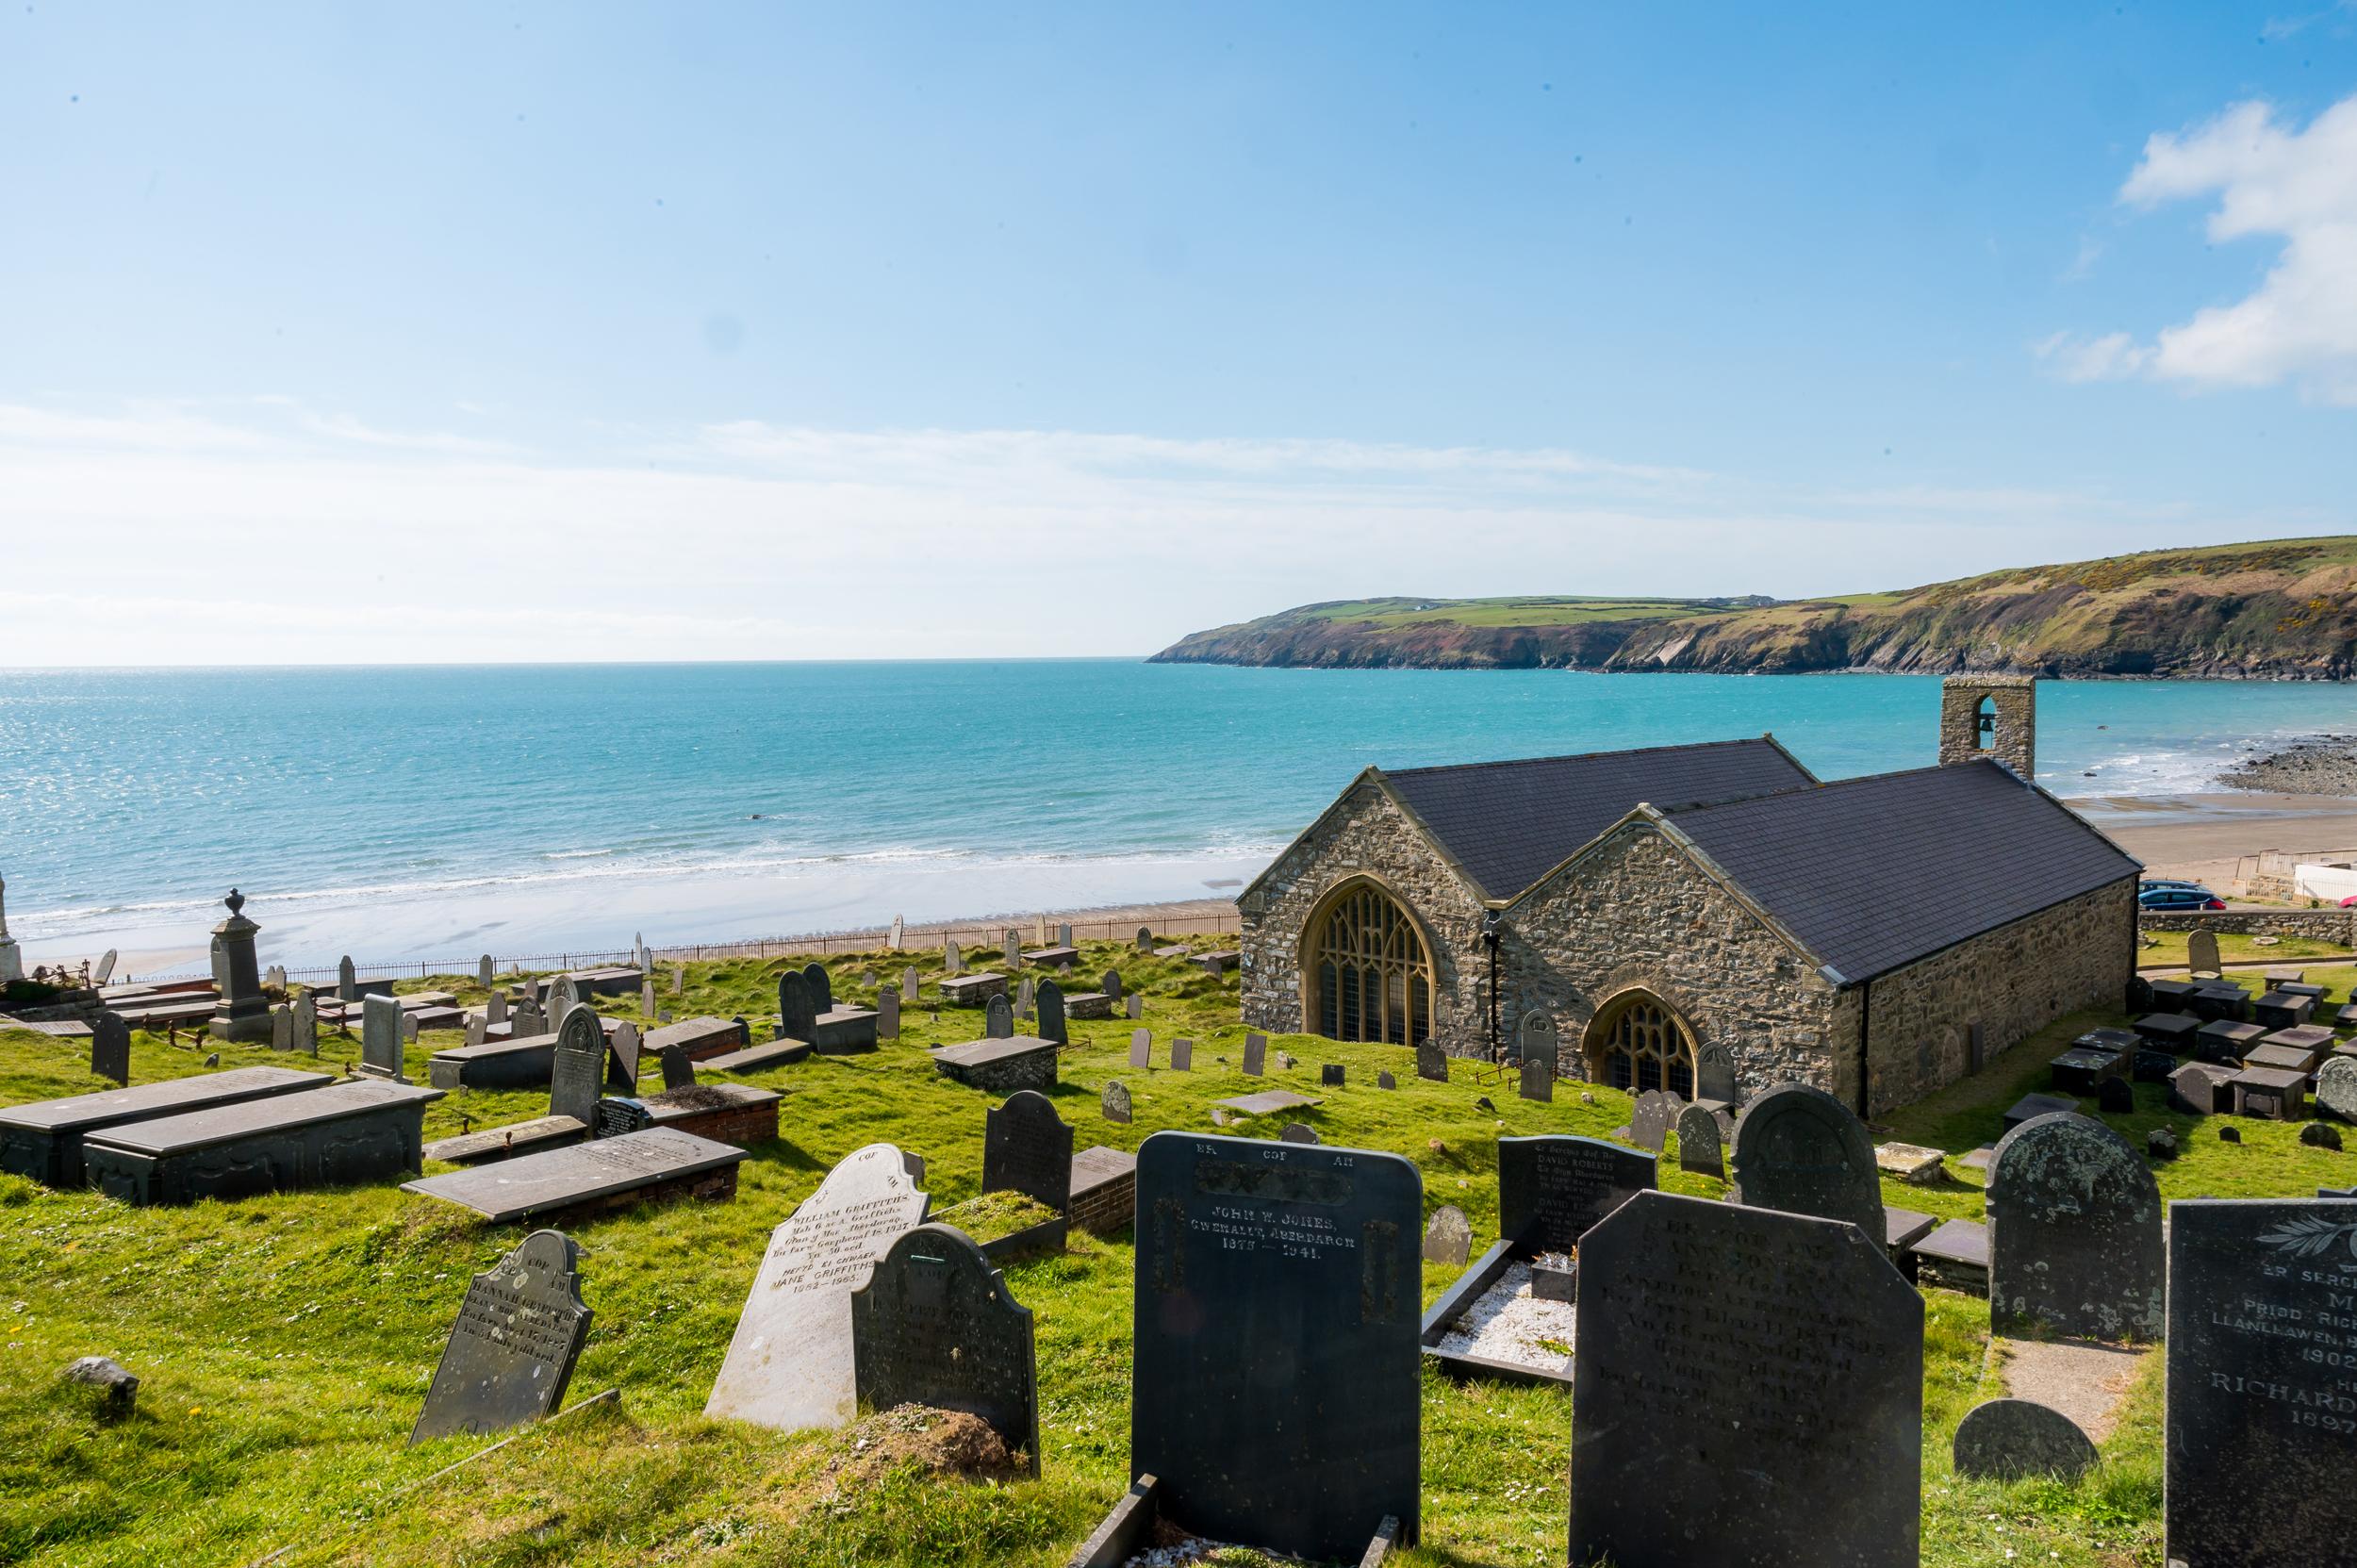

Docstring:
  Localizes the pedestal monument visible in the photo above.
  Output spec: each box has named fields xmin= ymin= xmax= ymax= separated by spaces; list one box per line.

xmin=208 ymin=890 xmax=272 ymax=1043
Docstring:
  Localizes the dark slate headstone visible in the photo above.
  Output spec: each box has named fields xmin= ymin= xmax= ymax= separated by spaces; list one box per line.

xmin=1694 ymin=1040 xmax=1737 ymax=1103
xmin=2096 ymin=1077 xmax=2134 ymax=1114
xmin=410 ymin=1229 xmax=590 ymax=1444
xmin=984 ymin=995 xmax=1014 ymax=1040
xmin=2300 ymin=1121 xmax=2344 ymax=1150
xmin=2172 ymin=1060 xmax=2233 ymax=1116
xmin=1131 ymin=1131 xmax=1420 ymax=1559
xmin=1675 ymin=1103 xmax=1724 ymax=1179
xmin=547 ymin=1003 xmax=606 ymax=1127
xmin=1568 ymin=1191 xmax=1921 ymax=1568
xmin=1951 ymin=1397 xmax=2096 ymax=1481
xmin=1988 ymin=1113 xmax=2164 ymax=1342
xmin=1376 ymin=1069 xmax=1396 ymax=1090
xmin=1103 ymin=968 xmax=1124 ymax=1002
xmin=2219 ymin=1125 xmax=2242 ymax=1144
xmin=1278 ymin=1122 xmax=1318 ymax=1145
xmin=1320 ymin=1063 xmax=1344 ymax=1087
xmin=801 ymin=961 xmax=832 ymax=1014
xmin=659 ymin=1046 xmax=696 ymax=1093
xmin=1422 ymin=1203 xmax=1473 ymax=1267
xmin=777 ymin=971 xmax=816 ymax=1040
xmin=1128 ymin=1030 xmax=1151 ymax=1070
xmin=1515 ymin=1011 xmax=1556 ymax=1075
xmin=851 ymin=1223 xmax=1039 ymax=1475
xmin=594 ymin=1098 xmax=652 ymax=1138
xmin=1415 ymin=1040 xmax=1447 ymax=1082
xmin=90 ymin=1012 xmax=130 ymax=1086
xmin=1170 ymin=1037 xmax=1194 ymax=1072
xmin=609 ymin=1021 xmax=641 ymax=1090
xmin=1628 ymin=1089 xmax=1678 ymax=1151
xmin=1102 ymin=1081 xmax=1131 ymax=1124
xmin=2166 ymin=1199 xmax=2357 ymax=1566
xmin=1730 ymin=1081 xmax=1884 ymax=1240
xmin=1034 ymin=979 xmax=1065 ymax=1046
xmin=1242 ymin=1032 xmax=1266 ymax=1076
xmin=982 ymin=1090 xmax=1073 ymax=1212
xmin=1496 ymin=1134 xmax=1656 ymax=1256
xmin=1519 ymin=1051 xmax=1553 ymax=1102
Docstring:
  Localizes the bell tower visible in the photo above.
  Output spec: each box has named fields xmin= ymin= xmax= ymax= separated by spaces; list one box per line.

xmin=1939 ymin=675 xmax=2036 ymax=780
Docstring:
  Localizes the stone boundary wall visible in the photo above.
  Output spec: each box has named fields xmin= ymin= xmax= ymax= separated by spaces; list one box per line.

xmin=2137 ymin=908 xmax=2357 ymax=944
xmin=1860 ymin=878 xmax=2138 ymax=1117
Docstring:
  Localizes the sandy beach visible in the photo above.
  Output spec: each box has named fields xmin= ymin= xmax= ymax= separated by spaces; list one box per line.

xmin=2069 ymin=792 xmax=2357 ymax=888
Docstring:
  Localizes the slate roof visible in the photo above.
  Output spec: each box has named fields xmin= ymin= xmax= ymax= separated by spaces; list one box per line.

xmin=1661 ymin=760 xmax=2141 ymax=983
xmin=1383 ymin=737 xmax=1814 ymax=900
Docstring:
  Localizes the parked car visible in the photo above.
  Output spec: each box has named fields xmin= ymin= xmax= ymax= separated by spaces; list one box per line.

xmin=2339 ymin=894 xmax=2357 ymax=909
xmin=2138 ymin=883 xmax=2225 ymax=911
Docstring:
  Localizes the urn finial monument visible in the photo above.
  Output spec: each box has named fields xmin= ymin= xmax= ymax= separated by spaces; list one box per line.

xmin=208 ymin=887 xmax=272 ymax=1042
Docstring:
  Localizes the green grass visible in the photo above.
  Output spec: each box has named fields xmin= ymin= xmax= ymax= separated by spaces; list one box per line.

xmin=2134 ymin=931 xmax=2350 ymax=967
xmin=3 ymin=946 xmax=2349 ymax=1566
xmin=1300 ymin=595 xmax=1724 ymax=629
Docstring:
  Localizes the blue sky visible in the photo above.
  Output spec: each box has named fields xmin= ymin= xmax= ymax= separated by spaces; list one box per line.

xmin=4 ymin=4 xmax=2355 ymax=662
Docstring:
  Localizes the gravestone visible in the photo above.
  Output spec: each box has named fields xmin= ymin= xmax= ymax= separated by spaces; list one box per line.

xmin=2220 ymin=1125 xmax=2241 ymax=1144
xmin=802 ymin=962 xmax=831 ymax=1014
xmin=477 ymin=954 xmax=495 ymax=989
xmin=1103 ymin=969 xmax=1124 ymax=1002
xmin=1422 ymin=1204 xmax=1473 ymax=1267
xmin=1988 ymin=1112 xmax=2164 ymax=1342
xmin=1134 ymin=926 xmax=1152 ymax=951
xmin=1004 ymin=932 xmax=1021 ymax=970
xmin=1034 ymin=980 xmax=1065 ymax=1046
xmin=2187 ymin=926 xmax=2222 ymax=977
xmin=1691 ymin=1041 xmax=1736 ymax=1103
xmin=1730 ymin=1081 xmax=1884 ymax=1240
xmin=270 ymin=1005 xmax=292 ymax=1052
xmin=1568 ymin=1191 xmax=1921 ymax=1568
xmin=292 ymin=994 xmax=318 ymax=1056
xmin=1629 ymin=1089 xmax=1679 ymax=1150
xmin=1101 ymin=1081 xmax=1131 ymax=1124
xmin=889 ymin=915 xmax=903 ymax=950
xmin=463 ymin=1015 xmax=486 ymax=1049
xmin=660 ymin=1047 xmax=696 ymax=1093
xmin=944 ymin=940 xmax=963 ymax=978
xmin=2299 ymin=1121 xmax=2343 ymax=1150
xmin=1125 ymin=993 xmax=1143 ymax=1021
xmin=359 ymin=995 xmax=407 ymax=1081
xmin=548 ymin=1004 xmax=607 ymax=1127
xmin=1242 ymin=1033 xmax=1266 ymax=1076
xmin=778 ymin=972 xmax=816 ymax=1040
xmin=338 ymin=955 xmax=356 ymax=1002
xmin=512 ymin=999 xmax=544 ymax=1040
xmin=640 ymin=980 xmax=655 ymax=1016
xmin=410 ymin=1229 xmax=591 ymax=1444
xmin=1497 ymin=1134 xmax=1656 ymax=1254
xmin=984 ymin=995 xmax=1014 ymax=1040
xmin=877 ymin=988 xmax=900 ymax=1040
xmin=90 ymin=1013 xmax=130 ymax=1085
xmin=1279 ymin=1123 xmax=1318 ymax=1144
xmin=486 ymin=992 xmax=507 ymax=1027
xmin=2316 ymin=1055 xmax=2357 ymax=1123
xmin=853 ymin=1224 xmax=1038 ymax=1473
xmin=901 ymin=966 xmax=919 ymax=1002
xmin=1519 ymin=1051 xmax=1553 ymax=1102
xmin=1415 ymin=1040 xmax=1447 ymax=1082
xmin=1130 ymin=1131 xmax=1421 ymax=1560
xmin=1129 ymin=1030 xmax=1151 ymax=1069
xmin=2166 ymin=1198 xmax=2357 ymax=1566
xmin=1951 ymin=1398 xmax=2098 ymax=1481
xmin=1059 ymin=923 xmax=1072 ymax=945
xmin=1376 ymin=1069 xmax=1395 ymax=1090
xmin=401 ymin=1013 xmax=420 ymax=1048
xmin=610 ymin=1020 xmax=642 ymax=1088
xmin=1321 ymin=1064 xmax=1344 ymax=1087
xmin=94 ymin=949 xmax=117 ymax=985
xmin=982 ymin=1090 xmax=1073 ymax=1212
xmin=672 ymin=964 xmax=684 ymax=994
xmin=1015 ymin=975 xmax=1034 ymax=1019
xmin=1170 ymin=1037 xmax=1194 ymax=1072
xmin=2097 ymin=1077 xmax=2134 ymax=1114
xmin=704 ymin=1143 xmax=931 ymax=1431
xmin=264 ymin=964 xmax=286 ymax=990
xmin=1676 ymin=1102 xmax=1724 ymax=1178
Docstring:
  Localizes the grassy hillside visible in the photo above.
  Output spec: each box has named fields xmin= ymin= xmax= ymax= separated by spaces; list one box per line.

xmin=1151 ymin=537 xmax=2357 ymax=677
xmin=4 ymin=942 xmax=2352 ymax=1566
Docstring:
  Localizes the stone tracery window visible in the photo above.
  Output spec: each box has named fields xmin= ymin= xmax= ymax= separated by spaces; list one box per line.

xmin=1595 ymin=994 xmax=1696 ymax=1098
xmin=1308 ymin=882 xmax=1433 ymax=1048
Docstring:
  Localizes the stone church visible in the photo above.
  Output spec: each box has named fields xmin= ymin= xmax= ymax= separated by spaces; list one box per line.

xmin=1237 ymin=676 xmax=2140 ymax=1117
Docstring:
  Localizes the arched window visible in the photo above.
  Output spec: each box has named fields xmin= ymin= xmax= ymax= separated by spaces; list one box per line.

xmin=1591 ymin=994 xmax=1697 ymax=1098
xmin=1307 ymin=882 xmax=1434 ymax=1048
xmin=1975 ymin=695 xmax=1998 ymax=751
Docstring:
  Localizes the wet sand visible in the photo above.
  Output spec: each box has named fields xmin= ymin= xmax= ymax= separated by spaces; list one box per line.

xmin=2068 ymin=792 xmax=2357 ymax=887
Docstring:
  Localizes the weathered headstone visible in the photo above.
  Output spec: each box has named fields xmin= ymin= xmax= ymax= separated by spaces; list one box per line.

xmin=264 ymin=964 xmax=286 ymax=990
xmin=982 ymin=1089 xmax=1074 ymax=1213
xmin=1675 ymin=1102 xmax=1724 ymax=1178
xmin=984 ymin=995 xmax=1014 ymax=1040
xmin=1132 ymin=1131 xmax=1417 ymax=1555
xmin=877 ymin=988 xmax=900 ymax=1040
xmin=1497 ymin=1134 xmax=1656 ymax=1254
xmin=1988 ymin=1112 xmax=2164 ymax=1342
xmin=2165 ymin=1198 xmax=2357 ymax=1566
xmin=901 ymin=966 xmax=919 ymax=1002
xmin=1058 ymin=923 xmax=1072 ymax=946
xmin=1519 ymin=1051 xmax=1553 ymax=1102
xmin=778 ymin=972 xmax=816 ymax=1040
xmin=1103 ymin=968 xmax=1124 ymax=1002
xmin=337 ymin=955 xmax=356 ymax=1003
xmin=1320 ymin=1063 xmax=1344 ymax=1087
xmin=609 ymin=1020 xmax=641 ymax=1089
xmin=1951 ymin=1397 xmax=2097 ymax=1481
xmin=1125 ymin=993 xmax=1143 ymax=1021
xmin=2097 ymin=1076 xmax=2134 ymax=1114
xmin=292 ymin=994 xmax=318 ymax=1056
xmin=1170 ymin=1037 xmax=1194 ymax=1072
xmin=1034 ymin=979 xmax=1064 ymax=1046
xmin=1376 ymin=1069 xmax=1396 ymax=1090
xmin=1014 ymin=975 xmax=1034 ymax=1020
xmin=463 ymin=1015 xmax=486 ymax=1049
xmin=1279 ymin=1122 xmax=1318 ymax=1145
xmin=1101 ymin=1081 xmax=1131 ymax=1124
xmin=944 ymin=940 xmax=963 ymax=977
xmin=90 ymin=1012 xmax=130 ymax=1085
xmin=852 ymin=1223 xmax=1038 ymax=1474
xmin=640 ymin=980 xmax=655 ymax=1017
xmin=1134 ymin=926 xmax=1152 ymax=951
xmin=1003 ymin=931 xmax=1021 ymax=970
xmin=2186 ymin=926 xmax=2222 ymax=977
xmin=477 ymin=954 xmax=495 ymax=989
xmin=1422 ymin=1204 xmax=1473 ymax=1267
xmin=1516 ymin=1010 xmax=1556 ymax=1073
xmin=1568 ymin=1191 xmax=1922 ymax=1568
xmin=2316 ymin=1055 xmax=2357 ymax=1123
xmin=889 ymin=915 xmax=903 ymax=950
xmin=2302 ymin=1121 xmax=2345 ymax=1150
xmin=802 ymin=961 xmax=831 ymax=1014
xmin=660 ymin=1046 xmax=696 ymax=1093
xmin=1729 ymin=1081 xmax=1883 ymax=1239
xmin=486 ymin=992 xmax=507 ymax=1028
xmin=410 ymin=1229 xmax=591 ymax=1444
xmin=270 ymin=1004 xmax=293 ymax=1052
xmin=360 ymin=994 xmax=407 ymax=1081
xmin=1628 ymin=1089 xmax=1679 ymax=1151
xmin=671 ymin=964 xmax=684 ymax=995
xmin=94 ymin=948 xmax=118 ymax=985
xmin=1415 ymin=1040 xmax=1447 ymax=1082
xmin=1128 ymin=1029 xmax=1151 ymax=1069
xmin=548 ymin=1004 xmax=606 ymax=1127
xmin=1242 ymin=1032 xmax=1266 ymax=1076
xmin=704 ymin=1143 xmax=931 ymax=1431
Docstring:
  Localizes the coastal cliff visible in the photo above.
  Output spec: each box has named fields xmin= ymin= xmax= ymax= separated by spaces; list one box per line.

xmin=1151 ymin=537 xmax=2357 ymax=679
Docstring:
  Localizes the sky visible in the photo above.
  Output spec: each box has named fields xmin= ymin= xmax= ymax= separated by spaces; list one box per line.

xmin=3 ymin=3 xmax=2356 ymax=664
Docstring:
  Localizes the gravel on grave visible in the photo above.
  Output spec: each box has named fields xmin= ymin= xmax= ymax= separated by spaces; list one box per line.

xmin=1431 ymin=1260 xmax=1577 ymax=1374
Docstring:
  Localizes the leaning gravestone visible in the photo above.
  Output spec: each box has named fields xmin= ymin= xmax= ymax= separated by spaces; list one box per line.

xmin=1729 ymin=1081 xmax=1884 ymax=1240
xmin=660 ymin=1047 xmax=696 ymax=1093
xmin=1568 ymin=1190 xmax=1922 ymax=1568
xmin=1131 ymin=1131 xmax=1421 ymax=1560
xmin=1422 ymin=1204 xmax=1473 ymax=1267
xmin=1497 ymin=1134 xmax=1656 ymax=1254
xmin=1279 ymin=1122 xmax=1319 ymax=1145
xmin=94 ymin=949 xmax=118 ymax=985
xmin=610 ymin=1021 xmax=642 ymax=1088
xmin=1988 ymin=1112 xmax=2164 ymax=1342
xmin=1034 ymin=979 xmax=1065 ymax=1046
xmin=1242 ymin=1032 xmax=1266 ymax=1076
xmin=548 ymin=1004 xmax=607 ymax=1127
xmin=1101 ymin=1081 xmax=1131 ymax=1124
xmin=984 ymin=995 xmax=1014 ymax=1040
xmin=1951 ymin=1397 xmax=2097 ymax=1482
xmin=1519 ymin=1051 xmax=1553 ymax=1102
xmin=2166 ymin=1198 xmax=2357 ymax=1566
xmin=704 ymin=1143 xmax=931 ymax=1431
xmin=90 ymin=1013 xmax=130 ymax=1086
xmin=1415 ymin=1039 xmax=1447 ymax=1082
xmin=410 ymin=1229 xmax=591 ymax=1444
xmin=359 ymin=994 xmax=407 ymax=1081
xmin=1628 ymin=1089 xmax=1679 ymax=1150
xmin=2316 ymin=1055 xmax=2357 ymax=1123
xmin=877 ymin=988 xmax=900 ymax=1040
xmin=982 ymin=1090 xmax=1073 ymax=1212
xmin=1676 ymin=1102 xmax=1724 ymax=1178
xmin=851 ymin=1223 xmax=1039 ymax=1475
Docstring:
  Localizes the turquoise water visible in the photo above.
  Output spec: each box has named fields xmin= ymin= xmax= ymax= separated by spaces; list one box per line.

xmin=0 ymin=662 xmax=2348 ymax=966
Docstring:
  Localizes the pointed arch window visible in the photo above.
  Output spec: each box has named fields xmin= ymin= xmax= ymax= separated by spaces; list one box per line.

xmin=1593 ymin=994 xmax=1697 ymax=1098
xmin=1308 ymin=883 xmax=1433 ymax=1048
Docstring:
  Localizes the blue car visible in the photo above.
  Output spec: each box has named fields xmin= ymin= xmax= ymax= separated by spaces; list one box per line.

xmin=2137 ymin=883 xmax=2224 ymax=911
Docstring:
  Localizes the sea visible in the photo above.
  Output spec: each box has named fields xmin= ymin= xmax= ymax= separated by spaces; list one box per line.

xmin=2 ymin=661 xmax=2350 ymax=974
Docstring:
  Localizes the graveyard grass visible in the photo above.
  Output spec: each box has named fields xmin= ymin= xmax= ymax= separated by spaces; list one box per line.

xmin=4 ymin=949 xmax=2353 ymax=1567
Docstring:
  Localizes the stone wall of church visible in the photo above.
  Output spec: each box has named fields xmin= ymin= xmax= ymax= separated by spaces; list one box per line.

xmin=1236 ymin=781 xmax=1492 ymax=1053
xmin=1500 ymin=821 xmax=1852 ymax=1103
xmin=1854 ymin=875 xmax=2138 ymax=1116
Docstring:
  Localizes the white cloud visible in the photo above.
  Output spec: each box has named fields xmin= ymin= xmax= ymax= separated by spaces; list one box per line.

xmin=2049 ymin=92 xmax=2357 ymax=404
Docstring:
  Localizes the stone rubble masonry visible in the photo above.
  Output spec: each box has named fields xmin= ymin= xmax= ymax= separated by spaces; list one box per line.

xmin=2137 ymin=908 xmax=2357 ymax=945
xmin=1938 ymin=674 xmax=2036 ymax=779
